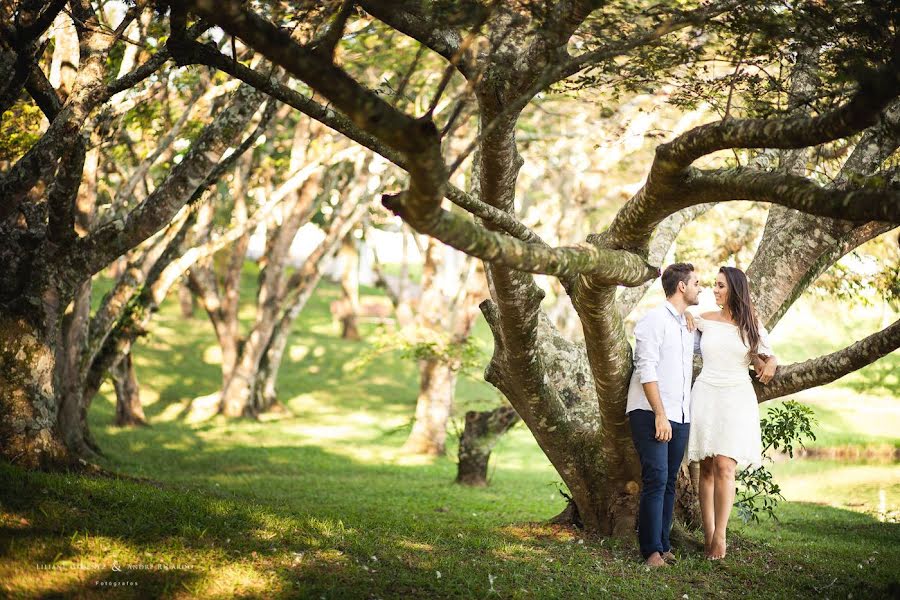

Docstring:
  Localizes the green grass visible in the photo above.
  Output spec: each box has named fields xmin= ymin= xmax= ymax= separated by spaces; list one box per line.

xmin=1 ymin=266 xmax=898 ymax=598
xmin=764 ymin=295 xmax=900 ymax=451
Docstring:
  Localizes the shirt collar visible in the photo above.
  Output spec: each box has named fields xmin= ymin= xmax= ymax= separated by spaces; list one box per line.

xmin=664 ymin=300 xmax=685 ymax=323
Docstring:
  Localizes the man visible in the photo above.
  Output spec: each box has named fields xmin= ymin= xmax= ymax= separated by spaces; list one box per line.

xmin=626 ymin=263 xmax=702 ymax=567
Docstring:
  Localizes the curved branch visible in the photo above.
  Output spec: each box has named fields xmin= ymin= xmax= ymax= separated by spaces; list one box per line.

xmin=560 ymin=0 xmax=740 ymax=79
xmin=65 ymin=84 xmax=266 ymax=281
xmin=167 ymin=31 xmax=542 ymax=248
xmin=357 ymin=0 xmax=468 ymax=75
xmin=654 ymin=59 xmax=900 ymax=172
xmin=755 ymin=318 xmax=900 ymax=402
xmin=747 ymin=98 xmax=900 ymax=327
xmin=186 ymin=0 xmax=429 ymax=157
xmin=382 ymin=191 xmax=659 ymax=282
xmin=684 ymin=166 xmax=900 ymax=223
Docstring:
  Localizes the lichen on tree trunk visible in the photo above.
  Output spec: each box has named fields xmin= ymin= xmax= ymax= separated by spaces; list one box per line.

xmin=0 ymin=313 xmax=69 ymax=469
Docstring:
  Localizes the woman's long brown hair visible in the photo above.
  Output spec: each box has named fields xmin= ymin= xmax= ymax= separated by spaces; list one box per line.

xmin=719 ymin=266 xmax=760 ymax=356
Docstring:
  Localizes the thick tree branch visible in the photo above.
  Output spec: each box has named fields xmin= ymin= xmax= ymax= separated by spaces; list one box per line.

xmin=0 ymin=9 xmax=109 ymax=221
xmin=601 ymin=61 xmax=900 ymax=250
xmin=755 ymin=319 xmax=900 ymax=402
xmin=186 ymin=0 xmax=431 ymax=158
xmin=24 ymin=62 xmax=62 ymax=119
xmin=383 ymin=191 xmax=659 ymax=282
xmin=684 ymin=167 xmax=900 ymax=223
xmin=357 ymin=0 xmax=467 ymax=75
xmin=65 ymin=83 xmax=266 ymax=281
xmin=748 ymin=98 xmax=900 ymax=327
xmin=654 ymin=60 xmax=900 ymax=172
xmin=169 ymin=33 xmax=547 ymax=248
xmin=47 ymin=137 xmax=87 ymax=243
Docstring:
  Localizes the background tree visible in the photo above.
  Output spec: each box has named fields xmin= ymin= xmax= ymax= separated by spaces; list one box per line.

xmin=0 ymin=1 xmax=271 ymax=466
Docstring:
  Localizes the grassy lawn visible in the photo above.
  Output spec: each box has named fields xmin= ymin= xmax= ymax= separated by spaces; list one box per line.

xmin=766 ymin=295 xmax=900 ymax=451
xmin=1 ymin=269 xmax=898 ymax=598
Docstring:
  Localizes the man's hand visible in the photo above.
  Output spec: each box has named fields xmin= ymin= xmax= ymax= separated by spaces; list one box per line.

xmin=654 ymin=414 xmax=672 ymax=442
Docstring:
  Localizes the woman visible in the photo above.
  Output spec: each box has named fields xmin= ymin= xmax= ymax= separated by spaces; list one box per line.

xmin=686 ymin=266 xmax=777 ymax=560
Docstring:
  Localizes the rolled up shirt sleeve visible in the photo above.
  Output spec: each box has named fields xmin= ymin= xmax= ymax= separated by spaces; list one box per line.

xmin=633 ymin=312 xmax=663 ymax=383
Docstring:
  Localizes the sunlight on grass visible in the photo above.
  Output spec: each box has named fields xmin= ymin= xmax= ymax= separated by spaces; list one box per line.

xmin=4 ymin=273 xmax=898 ymax=599
xmin=158 ymin=400 xmax=191 ymax=421
xmin=201 ymin=345 xmax=223 ymax=365
xmin=198 ymin=563 xmax=279 ymax=597
xmin=288 ymin=344 xmax=310 ymax=361
xmin=770 ymin=461 xmax=900 ymax=517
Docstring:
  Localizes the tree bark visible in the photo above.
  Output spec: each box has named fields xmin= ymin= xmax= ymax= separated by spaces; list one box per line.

xmin=219 ymin=173 xmax=322 ymax=417
xmin=337 ymin=234 xmax=361 ymax=340
xmin=56 ymin=278 xmax=97 ymax=457
xmin=252 ymin=186 xmax=370 ymax=414
xmin=111 ymin=351 xmax=147 ymax=427
xmin=177 ymin=278 xmax=195 ymax=318
xmin=0 ymin=311 xmax=69 ymax=469
xmin=456 ymin=405 xmax=520 ymax=486
xmin=402 ymin=358 xmax=459 ymax=456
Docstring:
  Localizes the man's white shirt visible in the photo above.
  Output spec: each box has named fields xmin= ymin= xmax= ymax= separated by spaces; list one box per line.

xmin=626 ymin=301 xmax=701 ymax=424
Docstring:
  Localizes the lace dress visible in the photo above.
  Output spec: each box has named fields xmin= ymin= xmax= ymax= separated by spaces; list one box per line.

xmin=686 ymin=316 xmax=775 ymax=469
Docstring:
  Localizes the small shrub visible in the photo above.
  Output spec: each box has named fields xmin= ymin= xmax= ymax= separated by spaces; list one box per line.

xmin=735 ymin=400 xmax=817 ymax=523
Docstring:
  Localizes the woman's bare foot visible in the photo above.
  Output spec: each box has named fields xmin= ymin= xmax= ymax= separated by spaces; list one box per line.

xmin=661 ymin=551 xmax=677 ymax=563
xmin=645 ymin=552 xmax=668 ymax=567
xmin=707 ymin=536 xmax=726 ymax=560
xmin=703 ymin=532 xmax=715 ymax=557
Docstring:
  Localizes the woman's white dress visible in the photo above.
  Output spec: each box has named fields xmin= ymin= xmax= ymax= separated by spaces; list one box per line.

xmin=687 ymin=316 xmax=774 ymax=470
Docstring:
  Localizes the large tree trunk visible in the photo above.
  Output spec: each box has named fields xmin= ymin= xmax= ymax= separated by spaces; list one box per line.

xmin=456 ymin=405 xmax=520 ymax=486
xmin=402 ymin=358 xmax=459 ymax=456
xmin=400 ymin=238 xmax=484 ymax=455
xmin=56 ymin=278 xmax=100 ymax=458
xmin=219 ymin=188 xmax=316 ymax=418
xmin=56 ymin=137 xmax=99 ymax=457
xmin=251 ymin=339 xmax=285 ymax=414
xmin=111 ymin=351 xmax=147 ymax=427
xmin=0 ymin=310 xmax=70 ymax=469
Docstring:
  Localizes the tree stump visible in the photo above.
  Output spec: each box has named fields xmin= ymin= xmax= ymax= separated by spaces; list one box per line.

xmin=456 ymin=405 xmax=520 ymax=486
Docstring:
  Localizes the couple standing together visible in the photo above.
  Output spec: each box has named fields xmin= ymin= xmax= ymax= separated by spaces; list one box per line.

xmin=627 ymin=263 xmax=778 ymax=566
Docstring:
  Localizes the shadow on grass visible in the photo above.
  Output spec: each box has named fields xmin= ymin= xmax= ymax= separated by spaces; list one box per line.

xmin=3 ymin=451 xmax=900 ymax=599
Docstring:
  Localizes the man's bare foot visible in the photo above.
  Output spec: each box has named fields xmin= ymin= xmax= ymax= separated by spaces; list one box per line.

xmin=661 ymin=551 xmax=677 ymax=563
xmin=707 ymin=537 xmax=726 ymax=560
xmin=645 ymin=552 xmax=668 ymax=567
